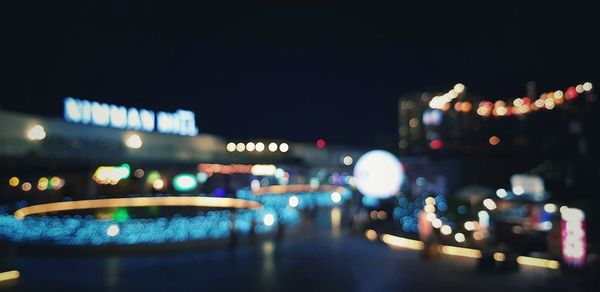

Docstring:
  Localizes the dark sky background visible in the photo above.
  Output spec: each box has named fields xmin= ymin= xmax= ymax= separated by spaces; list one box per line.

xmin=1 ymin=1 xmax=598 ymax=147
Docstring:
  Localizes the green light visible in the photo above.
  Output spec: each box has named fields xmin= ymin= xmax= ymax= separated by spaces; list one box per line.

xmin=112 ymin=208 xmax=129 ymax=222
xmin=146 ymin=171 xmax=161 ymax=184
xmin=173 ymin=174 xmax=198 ymax=192
xmin=119 ymin=163 xmax=131 ymax=179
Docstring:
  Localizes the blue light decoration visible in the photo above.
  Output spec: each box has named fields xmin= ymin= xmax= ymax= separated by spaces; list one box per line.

xmin=236 ymin=186 xmax=352 ymax=213
xmin=392 ymin=193 xmax=455 ymax=234
xmin=0 ymin=194 xmax=301 ymax=246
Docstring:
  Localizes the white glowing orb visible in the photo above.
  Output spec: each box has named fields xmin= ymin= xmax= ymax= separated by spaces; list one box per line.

xmin=353 ymin=150 xmax=404 ymax=198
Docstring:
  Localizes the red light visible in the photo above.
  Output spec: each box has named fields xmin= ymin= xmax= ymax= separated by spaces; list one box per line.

xmin=566 ymin=86 xmax=578 ymax=100
xmin=430 ymin=139 xmax=443 ymax=150
xmin=316 ymin=139 xmax=326 ymax=149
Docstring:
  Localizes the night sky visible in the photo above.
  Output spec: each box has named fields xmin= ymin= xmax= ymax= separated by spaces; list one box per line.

xmin=1 ymin=1 xmax=598 ymax=147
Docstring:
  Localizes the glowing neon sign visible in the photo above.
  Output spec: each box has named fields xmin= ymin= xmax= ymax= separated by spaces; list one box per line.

xmin=64 ymin=97 xmax=198 ymax=136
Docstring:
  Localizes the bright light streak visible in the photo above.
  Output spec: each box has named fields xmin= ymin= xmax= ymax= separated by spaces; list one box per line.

xmin=516 ymin=256 xmax=560 ymax=269
xmin=250 ymin=164 xmax=277 ymax=176
xmin=14 ymin=197 xmax=262 ymax=219
xmin=440 ymin=245 xmax=481 ymax=258
xmin=381 ymin=234 xmax=424 ymax=250
xmin=0 ymin=270 xmax=20 ymax=283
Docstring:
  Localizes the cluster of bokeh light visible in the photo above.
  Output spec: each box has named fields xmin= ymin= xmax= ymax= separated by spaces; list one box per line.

xmin=393 ymin=193 xmax=454 ymax=234
xmin=226 ymin=142 xmax=289 ymax=153
xmin=237 ymin=186 xmax=351 ymax=212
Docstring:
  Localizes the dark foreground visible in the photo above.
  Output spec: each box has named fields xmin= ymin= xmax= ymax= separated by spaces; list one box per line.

xmin=1 ymin=208 xmax=591 ymax=291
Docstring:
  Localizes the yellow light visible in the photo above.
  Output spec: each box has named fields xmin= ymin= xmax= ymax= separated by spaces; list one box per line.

xmin=381 ymin=234 xmax=424 ymax=250
xmin=9 ymin=177 xmax=19 ymax=187
xmin=454 ymin=233 xmax=465 ymax=243
xmin=255 ymin=142 xmax=265 ymax=152
xmin=21 ymin=182 xmax=32 ymax=192
xmin=288 ymin=196 xmax=299 ymax=208
xmin=0 ymin=270 xmax=20 ymax=283
xmin=554 ymin=90 xmax=564 ymax=99
xmin=493 ymin=252 xmax=506 ymax=262
xmin=477 ymin=106 xmax=489 ymax=116
xmin=534 ymin=99 xmax=545 ymax=108
xmin=125 ymin=134 xmax=143 ymax=149
xmin=544 ymin=99 xmax=555 ymax=109
xmin=516 ymin=256 xmax=560 ymax=269
xmin=425 ymin=196 xmax=436 ymax=205
xmin=268 ymin=142 xmax=278 ymax=152
xmin=440 ymin=225 xmax=452 ymax=235
xmin=331 ymin=191 xmax=342 ymax=203
xmin=107 ymin=224 xmax=120 ymax=237
xmin=263 ymin=213 xmax=275 ymax=226
xmin=279 ymin=143 xmax=289 ymax=153
xmin=37 ymin=177 xmax=48 ymax=191
xmin=365 ymin=229 xmax=378 ymax=241
xmin=513 ymin=98 xmax=523 ymax=107
xmin=14 ymin=196 xmax=262 ymax=219
xmin=483 ymin=198 xmax=497 ymax=210
xmin=26 ymin=124 xmax=46 ymax=141
xmin=576 ymin=84 xmax=584 ymax=93
xmin=409 ymin=118 xmax=419 ymax=128
xmin=250 ymin=164 xmax=277 ymax=176
xmin=377 ymin=210 xmax=387 ymax=220
xmin=226 ymin=142 xmax=236 ymax=152
xmin=440 ymin=245 xmax=481 ymax=258
xmin=152 ymin=179 xmax=164 ymax=190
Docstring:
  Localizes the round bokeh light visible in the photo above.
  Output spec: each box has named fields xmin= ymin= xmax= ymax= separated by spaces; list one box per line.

xmin=353 ymin=150 xmax=404 ymax=198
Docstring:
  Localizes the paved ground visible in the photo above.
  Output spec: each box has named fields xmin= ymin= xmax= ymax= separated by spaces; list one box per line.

xmin=1 ymin=208 xmax=587 ymax=291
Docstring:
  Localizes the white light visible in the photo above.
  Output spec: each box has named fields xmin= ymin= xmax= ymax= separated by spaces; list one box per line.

xmin=125 ymin=134 xmax=143 ymax=149
xmin=513 ymin=186 xmax=525 ymax=196
xmin=268 ymin=142 xmax=278 ymax=152
xmin=342 ymin=156 xmax=353 ymax=166
xmin=236 ymin=143 xmax=245 ymax=152
xmin=279 ymin=143 xmax=289 ymax=153
xmin=464 ymin=221 xmax=475 ymax=231
xmin=432 ymin=219 xmax=442 ymax=228
xmin=454 ymin=233 xmax=466 ymax=243
xmin=251 ymin=164 xmax=277 ymax=176
xmin=331 ymin=191 xmax=342 ymax=203
xmin=226 ymin=142 xmax=236 ymax=152
xmin=544 ymin=203 xmax=557 ymax=213
xmin=483 ymin=198 xmax=497 ymax=210
xmin=561 ymin=208 xmax=585 ymax=222
xmin=496 ymin=188 xmax=507 ymax=198
xmin=454 ymin=83 xmax=465 ymax=94
xmin=583 ymin=82 xmax=593 ymax=92
xmin=288 ymin=196 xmax=299 ymax=208
xmin=152 ymin=179 xmax=164 ymax=190
xmin=263 ymin=213 xmax=275 ymax=226
xmin=246 ymin=142 xmax=255 ymax=152
xmin=441 ymin=225 xmax=452 ymax=235
xmin=478 ymin=210 xmax=490 ymax=228
xmin=353 ymin=150 xmax=404 ymax=199
xmin=107 ymin=224 xmax=120 ymax=237
xmin=27 ymin=125 xmax=46 ymax=141
xmin=255 ymin=142 xmax=265 ymax=152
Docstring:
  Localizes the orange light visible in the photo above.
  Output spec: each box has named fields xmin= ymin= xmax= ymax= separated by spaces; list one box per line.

xmin=489 ymin=136 xmax=500 ymax=146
